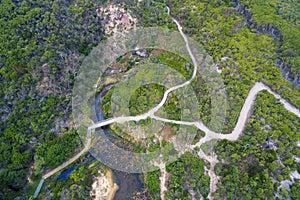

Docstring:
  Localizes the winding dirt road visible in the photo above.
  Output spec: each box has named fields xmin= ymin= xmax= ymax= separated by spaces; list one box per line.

xmin=38 ymin=5 xmax=300 ymax=200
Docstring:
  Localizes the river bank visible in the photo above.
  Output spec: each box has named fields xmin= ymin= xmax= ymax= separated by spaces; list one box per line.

xmin=90 ymin=169 xmax=119 ymax=200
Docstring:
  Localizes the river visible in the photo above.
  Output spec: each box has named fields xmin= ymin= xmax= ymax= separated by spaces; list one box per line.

xmin=94 ymin=87 xmax=145 ymax=199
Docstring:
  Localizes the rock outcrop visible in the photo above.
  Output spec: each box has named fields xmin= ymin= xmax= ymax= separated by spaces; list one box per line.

xmin=235 ymin=0 xmax=300 ymax=86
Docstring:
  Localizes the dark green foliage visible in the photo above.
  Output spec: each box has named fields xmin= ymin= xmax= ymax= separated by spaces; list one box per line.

xmin=163 ymin=0 xmax=300 ymax=132
xmin=129 ymin=83 xmax=166 ymax=116
xmin=155 ymin=0 xmax=300 ymax=198
xmin=44 ymin=163 xmax=97 ymax=200
xmin=290 ymin=182 xmax=300 ymax=199
xmin=0 ymin=0 xmax=104 ymax=198
xmin=114 ymin=0 xmax=174 ymax=28
xmin=214 ymin=92 xmax=300 ymax=199
xmin=145 ymin=170 xmax=161 ymax=199
xmin=239 ymin=0 xmax=300 ymax=73
xmin=165 ymin=152 xmax=210 ymax=199
xmin=1 ymin=0 xmax=300 ymax=199
xmin=35 ymin=130 xmax=81 ymax=169
xmin=145 ymin=152 xmax=210 ymax=200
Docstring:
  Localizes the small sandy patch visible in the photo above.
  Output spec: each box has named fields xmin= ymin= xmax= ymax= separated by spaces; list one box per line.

xmin=90 ymin=169 xmax=119 ymax=200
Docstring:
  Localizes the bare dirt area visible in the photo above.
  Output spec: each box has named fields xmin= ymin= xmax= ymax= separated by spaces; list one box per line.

xmin=97 ymin=4 xmax=137 ymax=35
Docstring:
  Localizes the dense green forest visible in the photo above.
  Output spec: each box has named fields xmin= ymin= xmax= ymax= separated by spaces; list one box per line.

xmin=0 ymin=0 xmax=105 ymax=198
xmin=1 ymin=0 xmax=299 ymax=199
xmin=162 ymin=0 xmax=300 ymax=132
xmin=215 ymin=91 xmax=300 ymax=199
xmin=239 ymin=0 xmax=300 ymax=75
xmin=0 ymin=0 xmax=173 ymax=198
xmin=165 ymin=152 xmax=210 ymax=199
xmin=160 ymin=0 xmax=300 ymax=198
xmin=99 ymin=0 xmax=300 ymax=198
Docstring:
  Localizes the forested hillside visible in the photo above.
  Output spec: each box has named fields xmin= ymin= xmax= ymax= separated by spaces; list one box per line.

xmin=162 ymin=0 xmax=300 ymax=130
xmin=237 ymin=0 xmax=300 ymax=85
xmin=160 ymin=0 xmax=300 ymax=198
xmin=0 ymin=0 xmax=299 ymax=199
xmin=0 ymin=0 xmax=105 ymax=198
